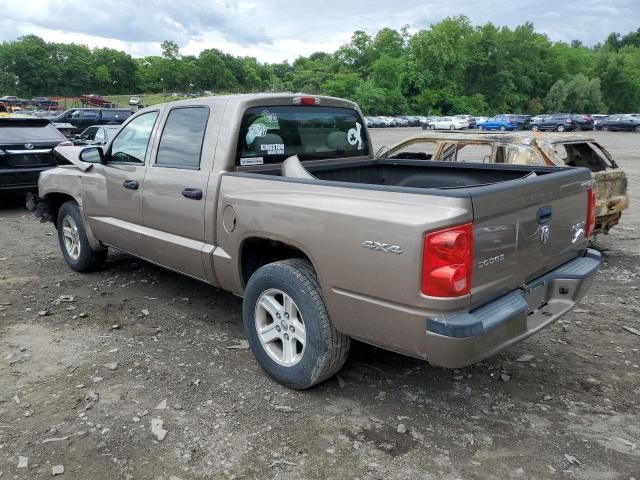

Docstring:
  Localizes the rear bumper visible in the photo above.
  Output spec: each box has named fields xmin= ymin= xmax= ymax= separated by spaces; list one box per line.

xmin=424 ymin=249 xmax=601 ymax=368
xmin=331 ymin=249 xmax=601 ymax=368
xmin=0 ymin=166 xmax=54 ymax=192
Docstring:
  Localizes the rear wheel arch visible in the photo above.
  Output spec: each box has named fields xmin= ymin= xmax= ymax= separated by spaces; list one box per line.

xmin=239 ymin=236 xmax=319 ymax=289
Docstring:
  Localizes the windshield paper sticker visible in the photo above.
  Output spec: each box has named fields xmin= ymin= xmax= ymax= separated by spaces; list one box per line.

xmin=347 ymin=122 xmax=363 ymax=150
xmin=260 ymin=143 xmax=285 ymax=155
xmin=260 ymin=110 xmax=278 ymax=122
xmin=240 ymin=157 xmax=264 ymax=166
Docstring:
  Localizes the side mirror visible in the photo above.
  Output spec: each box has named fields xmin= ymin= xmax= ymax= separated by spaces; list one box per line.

xmin=79 ymin=146 xmax=105 ymax=164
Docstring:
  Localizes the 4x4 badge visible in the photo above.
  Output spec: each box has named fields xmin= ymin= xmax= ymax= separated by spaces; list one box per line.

xmin=361 ymin=241 xmax=403 ymax=254
xmin=540 ymin=225 xmax=550 ymax=244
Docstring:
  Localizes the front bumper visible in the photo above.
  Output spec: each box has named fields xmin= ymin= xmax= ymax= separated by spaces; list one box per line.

xmin=424 ymin=249 xmax=601 ymax=368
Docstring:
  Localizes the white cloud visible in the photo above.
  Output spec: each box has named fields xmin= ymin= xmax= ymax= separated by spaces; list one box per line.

xmin=0 ymin=0 xmax=638 ymax=61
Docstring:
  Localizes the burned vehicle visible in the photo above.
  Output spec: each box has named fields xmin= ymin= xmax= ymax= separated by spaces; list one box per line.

xmin=378 ymin=132 xmax=628 ymax=236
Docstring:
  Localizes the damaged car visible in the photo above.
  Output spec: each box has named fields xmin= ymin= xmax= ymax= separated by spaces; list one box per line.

xmin=0 ymin=118 xmax=71 ymax=193
xmin=378 ymin=132 xmax=628 ymax=236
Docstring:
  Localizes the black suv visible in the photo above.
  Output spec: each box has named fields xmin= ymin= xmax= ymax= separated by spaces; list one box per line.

xmin=530 ymin=114 xmax=577 ymax=132
xmin=50 ymin=108 xmax=132 ymax=134
xmin=570 ymin=114 xmax=594 ymax=131
xmin=0 ymin=118 xmax=68 ymax=192
xmin=512 ymin=115 xmax=532 ymax=130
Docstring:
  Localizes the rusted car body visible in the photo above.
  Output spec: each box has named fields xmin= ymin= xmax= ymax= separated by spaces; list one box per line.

xmin=379 ymin=132 xmax=629 ymax=236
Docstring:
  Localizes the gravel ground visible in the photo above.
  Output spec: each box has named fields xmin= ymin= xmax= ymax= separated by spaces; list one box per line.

xmin=1 ymin=129 xmax=639 ymax=479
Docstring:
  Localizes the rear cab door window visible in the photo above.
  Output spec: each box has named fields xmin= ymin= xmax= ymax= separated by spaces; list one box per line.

xmin=141 ymin=106 xmax=211 ymax=281
xmin=155 ymin=107 xmax=209 ymax=169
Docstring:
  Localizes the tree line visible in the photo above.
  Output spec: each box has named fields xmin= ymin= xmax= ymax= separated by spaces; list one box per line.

xmin=1 ymin=17 xmax=639 ymax=115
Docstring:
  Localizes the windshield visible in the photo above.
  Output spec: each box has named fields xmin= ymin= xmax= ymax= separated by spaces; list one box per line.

xmin=237 ymin=105 xmax=369 ymax=166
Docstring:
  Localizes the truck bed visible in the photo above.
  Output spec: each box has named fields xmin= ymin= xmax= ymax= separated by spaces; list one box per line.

xmin=232 ymin=157 xmax=592 ymax=309
xmin=235 ymin=158 xmax=570 ymax=194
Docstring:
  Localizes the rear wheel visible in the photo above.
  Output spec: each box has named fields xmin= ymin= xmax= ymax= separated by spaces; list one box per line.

xmin=635 ymin=125 xmax=640 ymax=133
xmin=449 ymin=125 xmax=455 ymax=130
xmin=243 ymin=259 xmax=350 ymax=389
xmin=602 ymin=125 xmax=609 ymax=132
xmin=429 ymin=124 xmax=435 ymax=130
xmin=557 ymin=125 xmax=565 ymax=132
xmin=499 ymin=125 xmax=506 ymax=131
xmin=57 ymin=201 xmax=107 ymax=272
xmin=531 ymin=124 xmax=539 ymax=131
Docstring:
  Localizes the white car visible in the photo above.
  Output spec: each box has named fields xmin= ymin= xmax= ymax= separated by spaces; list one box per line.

xmin=129 ymin=96 xmax=140 ymax=106
xmin=427 ymin=116 xmax=467 ymax=130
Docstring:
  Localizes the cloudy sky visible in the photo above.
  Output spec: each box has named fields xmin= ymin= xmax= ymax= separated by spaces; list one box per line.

xmin=1 ymin=0 xmax=638 ymax=63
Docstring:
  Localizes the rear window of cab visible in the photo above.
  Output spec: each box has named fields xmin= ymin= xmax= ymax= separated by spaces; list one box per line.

xmin=237 ymin=106 xmax=369 ymax=166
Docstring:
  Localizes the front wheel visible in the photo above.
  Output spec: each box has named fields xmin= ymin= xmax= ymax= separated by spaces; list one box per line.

xmin=243 ymin=259 xmax=350 ymax=389
xmin=56 ymin=201 xmax=107 ymax=272
xmin=478 ymin=125 xmax=483 ymax=131
xmin=557 ymin=125 xmax=565 ymax=132
xmin=449 ymin=125 xmax=455 ymax=130
xmin=499 ymin=125 xmax=506 ymax=131
xmin=531 ymin=124 xmax=539 ymax=131
xmin=635 ymin=125 xmax=640 ymax=133
xmin=429 ymin=124 xmax=435 ymax=130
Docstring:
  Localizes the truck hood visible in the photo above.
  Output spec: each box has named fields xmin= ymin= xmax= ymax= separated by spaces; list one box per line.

xmin=52 ymin=146 xmax=94 ymax=172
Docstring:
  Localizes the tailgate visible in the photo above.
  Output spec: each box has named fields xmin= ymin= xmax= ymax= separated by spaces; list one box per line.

xmin=471 ymin=168 xmax=591 ymax=308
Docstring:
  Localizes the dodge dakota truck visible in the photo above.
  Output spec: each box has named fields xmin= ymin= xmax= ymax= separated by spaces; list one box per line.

xmin=29 ymin=94 xmax=601 ymax=389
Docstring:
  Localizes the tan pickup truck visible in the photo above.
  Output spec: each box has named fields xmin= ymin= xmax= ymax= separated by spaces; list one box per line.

xmin=29 ymin=94 xmax=601 ymax=389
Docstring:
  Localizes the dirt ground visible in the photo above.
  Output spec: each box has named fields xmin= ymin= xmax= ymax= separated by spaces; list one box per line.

xmin=1 ymin=129 xmax=639 ymax=480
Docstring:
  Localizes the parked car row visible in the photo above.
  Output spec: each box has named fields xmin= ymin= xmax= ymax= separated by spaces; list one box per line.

xmin=366 ymin=111 xmax=640 ymax=133
xmin=365 ymin=115 xmax=427 ymax=128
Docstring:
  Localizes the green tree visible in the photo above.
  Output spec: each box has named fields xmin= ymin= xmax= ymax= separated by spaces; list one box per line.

xmin=544 ymin=79 xmax=569 ymax=111
xmin=161 ymin=40 xmax=180 ymax=60
xmin=321 ymin=73 xmax=362 ymax=99
xmin=564 ymin=74 xmax=602 ymax=112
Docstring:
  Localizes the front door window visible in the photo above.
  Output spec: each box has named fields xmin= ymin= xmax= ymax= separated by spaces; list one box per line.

xmin=110 ymin=111 xmax=159 ymax=164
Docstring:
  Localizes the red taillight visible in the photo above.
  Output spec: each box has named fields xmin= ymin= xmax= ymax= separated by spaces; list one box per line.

xmin=293 ymin=96 xmax=320 ymax=106
xmin=422 ymin=223 xmax=473 ymax=297
xmin=586 ymin=188 xmax=596 ymax=238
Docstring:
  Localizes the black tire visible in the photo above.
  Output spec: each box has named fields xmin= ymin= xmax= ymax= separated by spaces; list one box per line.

xmin=478 ymin=125 xmax=483 ymax=131
xmin=635 ymin=125 xmax=640 ymax=133
xmin=499 ymin=125 xmax=506 ymax=131
xmin=243 ymin=259 xmax=350 ymax=389
xmin=602 ymin=125 xmax=609 ymax=132
xmin=531 ymin=124 xmax=539 ymax=131
xmin=56 ymin=201 xmax=107 ymax=273
xmin=557 ymin=125 xmax=565 ymax=132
